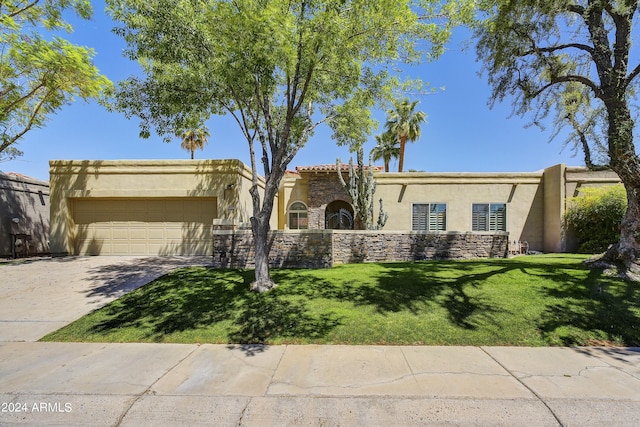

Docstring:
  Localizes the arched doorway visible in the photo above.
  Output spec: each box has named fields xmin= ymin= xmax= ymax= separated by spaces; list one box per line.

xmin=325 ymin=200 xmax=354 ymax=230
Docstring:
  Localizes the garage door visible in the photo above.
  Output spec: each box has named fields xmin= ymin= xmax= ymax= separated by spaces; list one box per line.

xmin=72 ymin=198 xmax=217 ymax=255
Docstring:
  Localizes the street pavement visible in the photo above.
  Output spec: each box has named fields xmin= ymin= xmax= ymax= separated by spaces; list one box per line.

xmin=1 ymin=256 xmax=639 ymax=426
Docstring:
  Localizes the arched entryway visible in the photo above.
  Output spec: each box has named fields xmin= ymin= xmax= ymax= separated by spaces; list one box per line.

xmin=325 ymin=200 xmax=354 ymax=230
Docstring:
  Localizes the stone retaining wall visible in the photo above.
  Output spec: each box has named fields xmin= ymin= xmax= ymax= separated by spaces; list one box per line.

xmin=213 ymin=230 xmax=508 ymax=268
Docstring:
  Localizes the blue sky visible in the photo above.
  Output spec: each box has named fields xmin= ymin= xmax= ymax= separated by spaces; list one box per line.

xmin=1 ymin=1 xmax=584 ymax=182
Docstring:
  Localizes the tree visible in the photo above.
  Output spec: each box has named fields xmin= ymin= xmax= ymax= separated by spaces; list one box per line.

xmin=336 ymin=146 xmax=388 ymax=230
xmin=384 ymin=98 xmax=426 ymax=172
xmin=371 ymin=132 xmax=399 ymax=172
xmin=179 ymin=127 xmax=210 ymax=159
xmin=0 ymin=0 xmax=112 ymax=161
xmin=107 ymin=0 xmax=453 ymax=291
xmin=473 ymin=0 xmax=640 ymax=278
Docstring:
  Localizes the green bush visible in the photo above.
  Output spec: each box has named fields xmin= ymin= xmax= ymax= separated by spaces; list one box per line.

xmin=564 ymin=185 xmax=627 ymax=253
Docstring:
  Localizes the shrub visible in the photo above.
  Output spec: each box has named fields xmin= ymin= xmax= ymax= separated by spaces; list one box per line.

xmin=564 ymin=185 xmax=627 ymax=253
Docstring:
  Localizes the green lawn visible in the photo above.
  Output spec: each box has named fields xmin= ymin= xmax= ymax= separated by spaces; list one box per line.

xmin=41 ymin=254 xmax=640 ymax=346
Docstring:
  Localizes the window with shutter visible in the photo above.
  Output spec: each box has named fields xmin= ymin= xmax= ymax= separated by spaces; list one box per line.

xmin=491 ymin=204 xmax=506 ymax=231
xmin=472 ymin=204 xmax=489 ymax=231
xmin=412 ymin=204 xmax=428 ymax=230
xmin=413 ymin=203 xmax=446 ymax=231
xmin=430 ymin=203 xmax=446 ymax=231
xmin=472 ymin=203 xmax=506 ymax=231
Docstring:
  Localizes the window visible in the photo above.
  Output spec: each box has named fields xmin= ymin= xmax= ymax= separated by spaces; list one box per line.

xmin=472 ymin=203 xmax=506 ymax=231
xmin=288 ymin=201 xmax=308 ymax=229
xmin=412 ymin=203 xmax=446 ymax=231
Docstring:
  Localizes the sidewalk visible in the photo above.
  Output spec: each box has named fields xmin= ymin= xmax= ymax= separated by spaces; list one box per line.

xmin=1 ymin=342 xmax=639 ymax=426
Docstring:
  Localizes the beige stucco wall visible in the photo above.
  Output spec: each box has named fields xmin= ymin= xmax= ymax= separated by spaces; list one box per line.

xmin=542 ymin=164 xmax=565 ymax=253
xmin=279 ymin=172 xmax=309 ymax=229
xmin=49 ymin=159 xmax=274 ymax=255
xmin=373 ymin=172 xmax=545 ymax=250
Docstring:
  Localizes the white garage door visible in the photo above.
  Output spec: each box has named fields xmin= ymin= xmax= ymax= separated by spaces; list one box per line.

xmin=73 ymin=198 xmax=217 ymax=255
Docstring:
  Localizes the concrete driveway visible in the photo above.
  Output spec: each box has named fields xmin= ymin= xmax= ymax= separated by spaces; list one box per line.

xmin=0 ymin=256 xmax=212 ymax=342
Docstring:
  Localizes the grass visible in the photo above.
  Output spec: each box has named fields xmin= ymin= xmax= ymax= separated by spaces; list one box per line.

xmin=41 ymin=254 xmax=640 ymax=346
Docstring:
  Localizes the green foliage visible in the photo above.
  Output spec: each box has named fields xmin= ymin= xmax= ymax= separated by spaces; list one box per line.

xmin=564 ymin=185 xmax=628 ymax=254
xmin=107 ymin=0 xmax=457 ymax=285
xmin=107 ymin=0 xmax=447 ymax=151
xmin=178 ymin=126 xmax=210 ymax=159
xmin=371 ymin=131 xmax=399 ymax=172
xmin=384 ymin=98 xmax=426 ymax=172
xmin=0 ymin=0 xmax=112 ymax=161
xmin=41 ymin=255 xmax=640 ymax=346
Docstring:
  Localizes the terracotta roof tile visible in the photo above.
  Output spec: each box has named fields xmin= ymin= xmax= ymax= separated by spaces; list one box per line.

xmin=296 ymin=164 xmax=383 ymax=172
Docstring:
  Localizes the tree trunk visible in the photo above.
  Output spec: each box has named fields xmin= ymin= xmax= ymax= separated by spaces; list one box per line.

xmin=248 ymin=171 xmax=280 ymax=292
xmin=384 ymin=159 xmax=389 ymax=172
xmin=398 ymin=136 xmax=407 ymax=172
xmin=250 ymin=214 xmax=275 ymax=292
xmin=599 ymin=104 xmax=640 ymax=279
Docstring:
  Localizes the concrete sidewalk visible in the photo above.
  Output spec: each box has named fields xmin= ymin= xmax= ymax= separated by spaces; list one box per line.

xmin=1 ymin=343 xmax=639 ymax=426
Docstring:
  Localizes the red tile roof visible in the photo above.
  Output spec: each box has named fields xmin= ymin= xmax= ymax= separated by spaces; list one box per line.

xmin=296 ymin=164 xmax=383 ymax=172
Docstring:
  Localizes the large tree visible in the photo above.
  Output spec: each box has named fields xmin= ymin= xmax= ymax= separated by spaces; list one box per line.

xmin=107 ymin=0 xmax=452 ymax=291
xmin=0 ymin=0 xmax=112 ymax=161
xmin=473 ymin=0 xmax=640 ymax=278
xmin=384 ymin=98 xmax=427 ymax=172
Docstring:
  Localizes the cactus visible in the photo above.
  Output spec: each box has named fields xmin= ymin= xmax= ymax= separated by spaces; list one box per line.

xmin=336 ymin=146 xmax=388 ymax=230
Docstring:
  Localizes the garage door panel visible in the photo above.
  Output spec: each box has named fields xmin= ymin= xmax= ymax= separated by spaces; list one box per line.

xmin=73 ymin=198 xmax=217 ymax=255
xmin=164 ymin=227 xmax=183 ymax=239
xmin=112 ymin=228 xmax=132 ymax=239
xmin=146 ymin=228 xmax=166 ymax=240
xmin=129 ymin=228 xmax=147 ymax=240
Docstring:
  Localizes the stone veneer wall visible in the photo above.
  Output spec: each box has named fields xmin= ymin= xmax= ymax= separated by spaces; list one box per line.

xmin=212 ymin=230 xmax=508 ymax=268
xmin=305 ymin=172 xmax=352 ymax=229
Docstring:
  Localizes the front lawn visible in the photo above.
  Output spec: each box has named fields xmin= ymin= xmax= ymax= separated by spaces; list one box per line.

xmin=41 ymin=254 xmax=640 ymax=346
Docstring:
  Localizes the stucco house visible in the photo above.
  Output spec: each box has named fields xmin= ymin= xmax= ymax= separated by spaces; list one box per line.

xmin=48 ymin=159 xmax=621 ymax=259
xmin=49 ymin=159 xmax=270 ymax=257
xmin=1 ymin=171 xmax=50 ymax=257
xmin=278 ymin=163 xmax=621 ymax=253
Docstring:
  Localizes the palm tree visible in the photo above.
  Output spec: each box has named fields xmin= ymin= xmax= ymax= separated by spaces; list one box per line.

xmin=179 ymin=127 xmax=210 ymax=159
xmin=384 ymin=99 xmax=426 ymax=172
xmin=371 ymin=132 xmax=399 ymax=172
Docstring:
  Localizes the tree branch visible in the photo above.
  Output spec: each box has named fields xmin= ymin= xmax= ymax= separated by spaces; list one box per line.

xmin=3 ymin=83 xmax=54 ymax=149
xmin=6 ymin=1 xmax=39 ymax=19
xmin=522 ymin=43 xmax=594 ymax=56
xmin=528 ymin=74 xmax=601 ymax=99
xmin=626 ymin=63 xmax=640 ymax=88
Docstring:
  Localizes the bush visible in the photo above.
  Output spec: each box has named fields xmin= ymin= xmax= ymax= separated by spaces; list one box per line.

xmin=563 ymin=185 xmax=627 ymax=253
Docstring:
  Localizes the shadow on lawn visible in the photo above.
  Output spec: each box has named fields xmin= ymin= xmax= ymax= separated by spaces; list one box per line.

xmin=89 ymin=267 xmax=341 ymax=345
xmin=535 ymin=267 xmax=640 ymax=346
xmin=85 ymin=255 xmax=639 ymax=347
xmin=276 ymin=255 xmax=639 ymax=342
xmin=276 ymin=259 xmax=520 ymax=331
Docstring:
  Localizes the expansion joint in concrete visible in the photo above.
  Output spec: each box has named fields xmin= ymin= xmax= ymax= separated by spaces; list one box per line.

xmin=113 ymin=344 xmax=201 ymax=426
xmin=479 ymin=347 xmax=564 ymax=426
